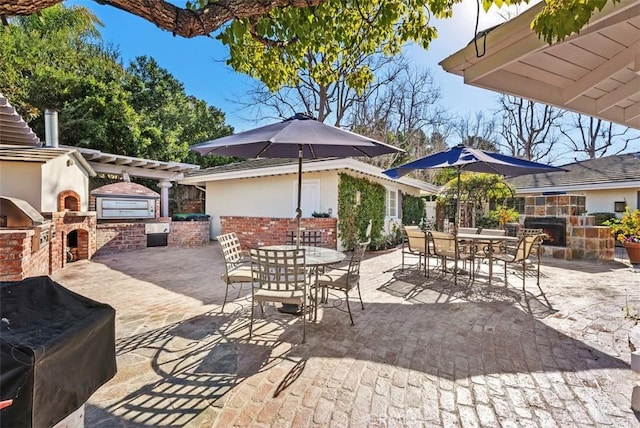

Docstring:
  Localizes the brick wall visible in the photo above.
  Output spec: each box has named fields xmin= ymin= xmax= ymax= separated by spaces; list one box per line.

xmin=96 ymin=223 xmax=146 ymax=255
xmin=0 ymin=230 xmax=50 ymax=281
xmin=168 ymin=221 xmax=210 ymax=247
xmin=220 ymin=216 xmax=337 ymax=249
xmin=49 ymin=212 xmax=98 ymax=270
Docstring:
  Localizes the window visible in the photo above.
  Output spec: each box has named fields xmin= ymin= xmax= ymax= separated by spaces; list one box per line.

xmin=614 ymin=201 xmax=626 ymax=213
xmin=386 ymin=189 xmax=398 ymax=218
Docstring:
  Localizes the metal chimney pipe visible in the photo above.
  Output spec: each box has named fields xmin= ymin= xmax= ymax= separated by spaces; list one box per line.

xmin=44 ymin=109 xmax=59 ymax=148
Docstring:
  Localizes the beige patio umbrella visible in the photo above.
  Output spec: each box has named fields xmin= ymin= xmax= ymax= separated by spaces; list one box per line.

xmin=191 ymin=113 xmax=404 ymax=247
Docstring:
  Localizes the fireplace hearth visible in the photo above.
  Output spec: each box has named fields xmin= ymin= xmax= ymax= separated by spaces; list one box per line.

xmin=524 ymin=217 xmax=567 ymax=247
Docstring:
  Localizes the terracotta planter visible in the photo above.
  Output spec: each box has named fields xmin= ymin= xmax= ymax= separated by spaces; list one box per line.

xmin=624 ymin=242 xmax=640 ymax=264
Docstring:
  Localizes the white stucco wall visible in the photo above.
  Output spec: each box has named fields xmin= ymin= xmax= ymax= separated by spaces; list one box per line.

xmin=583 ymin=189 xmax=639 ymax=216
xmin=203 ymin=168 xmax=426 ymax=240
xmin=206 ymin=170 xmax=340 ymax=239
xmin=41 ymin=155 xmax=90 ymax=212
xmin=0 ymin=161 xmax=43 ymax=211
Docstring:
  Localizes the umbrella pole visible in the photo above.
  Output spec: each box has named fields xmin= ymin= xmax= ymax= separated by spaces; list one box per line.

xmin=296 ymin=145 xmax=303 ymax=249
xmin=456 ymin=168 xmax=461 ymax=232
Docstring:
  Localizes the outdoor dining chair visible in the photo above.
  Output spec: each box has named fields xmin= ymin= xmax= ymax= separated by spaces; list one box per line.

xmin=217 ymin=232 xmax=253 ymax=311
xmin=285 ymin=230 xmax=323 ymax=247
xmin=249 ymin=247 xmax=309 ymax=343
xmin=490 ymin=234 xmax=545 ymax=290
xmin=428 ymin=231 xmax=474 ymax=284
xmin=315 ymin=241 xmax=367 ymax=325
xmin=401 ymin=226 xmax=430 ymax=276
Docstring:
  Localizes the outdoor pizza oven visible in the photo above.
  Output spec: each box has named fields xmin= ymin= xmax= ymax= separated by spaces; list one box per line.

xmin=95 ymin=195 xmax=157 ymax=220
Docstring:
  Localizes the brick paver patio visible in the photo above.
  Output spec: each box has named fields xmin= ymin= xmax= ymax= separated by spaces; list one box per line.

xmin=51 ymin=243 xmax=640 ymax=427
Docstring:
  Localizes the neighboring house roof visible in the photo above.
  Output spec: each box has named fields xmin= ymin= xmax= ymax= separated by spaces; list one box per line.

xmin=507 ymin=152 xmax=640 ymax=192
xmin=179 ymin=157 xmax=439 ymax=193
xmin=0 ymin=93 xmax=40 ymax=146
xmin=440 ymin=1 xmax=640 ymax=130
xmin=0 ymin=144 xmax=96 ymax=177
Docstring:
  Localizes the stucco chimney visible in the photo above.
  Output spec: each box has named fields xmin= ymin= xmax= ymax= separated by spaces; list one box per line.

xmin=44 ymin=109 xmax=59 ymax=148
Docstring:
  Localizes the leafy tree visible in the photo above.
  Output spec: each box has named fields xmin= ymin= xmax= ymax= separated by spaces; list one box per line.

xmin=440 ymin=172 xmax=513 ymax=227
xmin=1 ymin=5 xmax=234 ymax=168
xmin=0 ymin=1 xmax=620 ymax=45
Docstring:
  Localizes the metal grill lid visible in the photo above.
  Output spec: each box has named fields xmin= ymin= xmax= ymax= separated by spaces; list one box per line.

xmin=0 ymin=196 xmax=45 ymax=226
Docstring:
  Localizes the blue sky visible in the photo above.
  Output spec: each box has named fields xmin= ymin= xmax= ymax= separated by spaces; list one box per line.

xmin=72 ymin=0 xmax=535 ymax=133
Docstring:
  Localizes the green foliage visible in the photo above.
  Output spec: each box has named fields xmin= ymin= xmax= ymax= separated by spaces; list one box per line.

xmin=370 ymin=220 xmax=403 ymax=251
xmin=337 ymin=173 xmax=385 ymax=250
xmin=402 ymin=194 xmax=425 ymax=226
xmin=531 ymin=0 xmax=618 ymax=44
xmin=0 ymin=5 xmax=234 ymax=170
xmin=481 ymin=206 xmax=519 ymax=228
xmin=591 ymin=212 xmax=617 ymax=226
xmin=440 ymin=172 xmax=514 ymax=226
xmin=603 ymin=207 xmax=640 ymax=244
xmin=217 ymin=0 xmax=439 ymax=95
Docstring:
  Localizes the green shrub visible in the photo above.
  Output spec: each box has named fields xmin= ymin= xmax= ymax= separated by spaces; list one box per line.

xmin=591 ymin=212 xmax=617 ymax=226
xmin=402 ymin=194 xmax=425 ymax=226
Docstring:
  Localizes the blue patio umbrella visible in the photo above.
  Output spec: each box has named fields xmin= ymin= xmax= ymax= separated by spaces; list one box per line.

xmin=383 ymin=144 xmax=565 ymax=227
xmin=191 ymin=113 xmax=403 ymax=246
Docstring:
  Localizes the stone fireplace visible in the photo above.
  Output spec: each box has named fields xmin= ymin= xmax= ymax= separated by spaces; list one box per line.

xmin=524 ymin=217 xmax=567 ymax=247
xmin=523 ymin=195 xmax=614 ymax=260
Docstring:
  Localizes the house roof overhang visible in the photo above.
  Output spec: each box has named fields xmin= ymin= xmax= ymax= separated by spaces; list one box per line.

xmin=439 ymin=0 xmax=640 ymax=130
xmin=60 ymin=146 xmax=200 ymax=181
xmin=0 ymin=145 xmax=97 ymax=177
xmin=0 ymin=94 xmax=41 ymax=146
xmin=178 ymin=157 xmax=440 ymax=193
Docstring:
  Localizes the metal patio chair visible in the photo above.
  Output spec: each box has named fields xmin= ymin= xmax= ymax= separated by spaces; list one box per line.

xmin=429 ymin=230 xmax=474 ymax=284
xmin=249 ymin=247 xmax=309 ymax=343
xmin=217 ymin=232 xmax=253 ymax=311
xmin=315 ymin=241 xmax=367 ymax=325
xmin=401 ymin=225 xmax=431 ymax=276
xmin=490 ymin=234 xmax=545 ymax=290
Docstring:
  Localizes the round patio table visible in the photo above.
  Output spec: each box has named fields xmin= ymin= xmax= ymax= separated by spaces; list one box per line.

xmin=259 ymin=245 xmax=345 ymax=321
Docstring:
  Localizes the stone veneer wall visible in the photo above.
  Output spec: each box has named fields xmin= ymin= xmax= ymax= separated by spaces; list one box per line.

xmin=220 ymin=217 xmax=338 ymax=249
xmin=524 ymin=195 xmax=614 ymax=260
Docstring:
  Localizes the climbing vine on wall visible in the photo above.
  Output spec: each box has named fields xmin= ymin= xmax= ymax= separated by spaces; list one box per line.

xmin=402 ymin=194 xmax=425 ymax=227
xmin=338 ymin=173 xmax=385 ymax=250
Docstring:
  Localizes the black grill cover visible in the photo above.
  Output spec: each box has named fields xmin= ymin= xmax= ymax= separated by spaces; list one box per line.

xmin=0 ymin=276 xmax=116 ymax=427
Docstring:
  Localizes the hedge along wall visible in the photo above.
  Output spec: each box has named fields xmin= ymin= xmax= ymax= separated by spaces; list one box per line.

xmin=338 ymin=173 xmax=386 ymax=250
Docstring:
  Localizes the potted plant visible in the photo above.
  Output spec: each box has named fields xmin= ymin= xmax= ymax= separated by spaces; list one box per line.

xmin=604 ymin=206 xmax=640 ymax=264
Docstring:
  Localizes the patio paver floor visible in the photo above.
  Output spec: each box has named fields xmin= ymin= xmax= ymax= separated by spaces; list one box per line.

xmin=50 ymin=243 xmax=640 ymax=427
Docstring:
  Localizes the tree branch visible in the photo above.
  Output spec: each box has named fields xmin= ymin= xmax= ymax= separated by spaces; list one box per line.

xmin=0 ymin=0 xmax=326 ymax=38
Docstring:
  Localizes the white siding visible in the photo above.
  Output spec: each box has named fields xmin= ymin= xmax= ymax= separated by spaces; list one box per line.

xmin=0 ymin=161 xmax=42 ymax=211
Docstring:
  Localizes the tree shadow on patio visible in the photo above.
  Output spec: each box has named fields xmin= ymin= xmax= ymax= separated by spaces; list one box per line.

xmin=84 ymin=310 xmax=291 ymax=427
xmin=379 ymin=268 xmax=556 ymax=319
